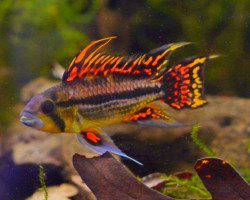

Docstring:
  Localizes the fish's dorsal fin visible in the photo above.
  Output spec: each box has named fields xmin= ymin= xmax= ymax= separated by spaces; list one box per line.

xmin=62 ymin=37 xmax=190 ymax=82
xmin=123 ymin=101 xmax=184 ymax=128
xmin=63 ymin=36 xmax=116 ymax=82
xmin=76 ymin=128 xmax=143 ymax=165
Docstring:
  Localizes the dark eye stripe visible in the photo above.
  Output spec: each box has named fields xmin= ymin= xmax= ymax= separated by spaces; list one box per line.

xmin=49 ymin=113 xmax=65 ymax=132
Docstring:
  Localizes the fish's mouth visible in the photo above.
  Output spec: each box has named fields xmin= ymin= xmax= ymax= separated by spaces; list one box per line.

xmin=20 ymin=111 xmax=43 ymax=129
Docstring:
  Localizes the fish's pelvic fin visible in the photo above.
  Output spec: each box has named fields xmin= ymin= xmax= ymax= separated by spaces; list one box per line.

xmin=62 ymin=37 xmax=190 ymax=82
xmin=160 ymin=55 xmax=218 ymax=109
xmin=123 ymin=101 xmax=184 ymax=128
xmin=76 ymin=128 xmax=143 ymax=165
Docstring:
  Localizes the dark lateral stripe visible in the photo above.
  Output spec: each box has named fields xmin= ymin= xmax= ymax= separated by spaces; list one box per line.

xmin=56 ymin=87 xmax=161 ymax=107
xmin=49 ymin=113 xmax=65 ymax=132
xmin=79 ymin=101 xmax=140 ymax=119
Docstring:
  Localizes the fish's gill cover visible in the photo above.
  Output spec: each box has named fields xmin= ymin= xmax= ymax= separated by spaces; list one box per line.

xmin=62 ymin=37 xmax=189 ymax=82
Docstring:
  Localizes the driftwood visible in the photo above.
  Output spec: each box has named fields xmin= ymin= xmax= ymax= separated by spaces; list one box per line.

xmin=73 ymin=153 xmax=250 ymax=200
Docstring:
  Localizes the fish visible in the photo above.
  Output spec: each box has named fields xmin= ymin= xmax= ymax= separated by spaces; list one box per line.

xmin=20 ymin=36 xmax=217 ymax=165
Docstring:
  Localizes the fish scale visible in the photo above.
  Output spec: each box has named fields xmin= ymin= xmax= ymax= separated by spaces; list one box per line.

xmin=57 ymin=77 xmax=163 ymax=122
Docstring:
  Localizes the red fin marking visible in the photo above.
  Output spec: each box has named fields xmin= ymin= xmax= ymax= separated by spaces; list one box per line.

xmin=81 ymin=131 xmax=102 ymax=145
xmin=79 ymin=53 xmax=101 ymax=77
xmin=144 ymin=68 xmax=152 ymax=76
xmin=66 ymin=67 xmax=78 ymax=82
xmin=95 ymin=55 xmax=106 ymax=65
xmin=63 ymin=37 xmax=116 ymax=82
xmin=110 ymin=57 xmax=124 ymax=72
xmin=127 ymin=56 xmax=142 ymax=73
xmin=86 ymin=132 xmax=101 ymax=143
xmin=152 ymin=49 xmax=169 ymax=66
xmin=143 ymin=56 xmax=153 ymax=66
xmin=123 ymin=107 xmax=152 ymax=122
xmin=123 ymin=105 xmax=171 ymax=122
xmin=100 ymin=56 xmax=115 ymax=72
xmin=160 ymin=56 xmax=217 ymax=109
xmin=138 ymin=55 xmax=145 ymax=65
xmin=67 ymin=57 xmax=76 ymax=72
xmin=110 ymin=56 xmax=119 ymax=64
xmin=75 ymin=37 xmax=115 ymax=64
xmin=100 ymin=55 xmax=111 ymax=64
xmin=83 ymin=40 xmax=110 ymax=65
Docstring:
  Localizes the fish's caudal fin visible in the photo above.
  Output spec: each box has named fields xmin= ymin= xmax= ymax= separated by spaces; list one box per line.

xmin=160 ymin=55 xmax=218 ymax=109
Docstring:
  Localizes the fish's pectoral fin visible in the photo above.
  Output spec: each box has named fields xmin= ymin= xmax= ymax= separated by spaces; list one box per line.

xmin=76 ymin=128 xmax=143 ymax=165
xmin=123 ymin=101 xmax=184 ymax=128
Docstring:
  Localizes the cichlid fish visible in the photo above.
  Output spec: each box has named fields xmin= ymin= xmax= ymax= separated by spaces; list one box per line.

xmin=20 ymin=37 xmax=217 ymax=165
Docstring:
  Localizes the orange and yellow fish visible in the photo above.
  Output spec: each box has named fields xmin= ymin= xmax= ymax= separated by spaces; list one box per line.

xmin=20 ymin=37 xmax=217 ymax=165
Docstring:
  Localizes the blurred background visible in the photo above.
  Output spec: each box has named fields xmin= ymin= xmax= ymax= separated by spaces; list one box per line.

xmin=0 ymin=0 xmax=249 ymax=199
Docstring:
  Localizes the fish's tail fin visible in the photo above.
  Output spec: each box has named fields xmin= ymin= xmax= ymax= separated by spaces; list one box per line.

xmin=159 ymin=55 xmax=218 ymax=109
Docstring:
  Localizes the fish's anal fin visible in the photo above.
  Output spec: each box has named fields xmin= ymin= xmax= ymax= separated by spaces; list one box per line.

xmin=76 ymin=129 xmax=143 ymax=165
xmin=123 ymin=102 xmax=184 ymax=128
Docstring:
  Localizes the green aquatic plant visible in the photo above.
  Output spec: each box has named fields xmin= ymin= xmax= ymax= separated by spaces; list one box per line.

xmin=39 ymin=165 xmax=48 ymax=200
xmin=239 ymin=167 xmax=250 ymax=183
xmin=159 ymin=174 xmax=211 ymax=199
xmin=190 ymin=123 xmax=216 ymax=157
xmin=246 ymin=138 xmax=250 ymax=154
xmin=157 ymin=123 xmax=250 ymax=198
xmin=156 ymin=123 xmax=214 ymax=198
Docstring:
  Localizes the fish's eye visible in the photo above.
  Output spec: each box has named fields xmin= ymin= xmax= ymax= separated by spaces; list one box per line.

xmin=41 ymin=100 xmax=54 ymax=114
